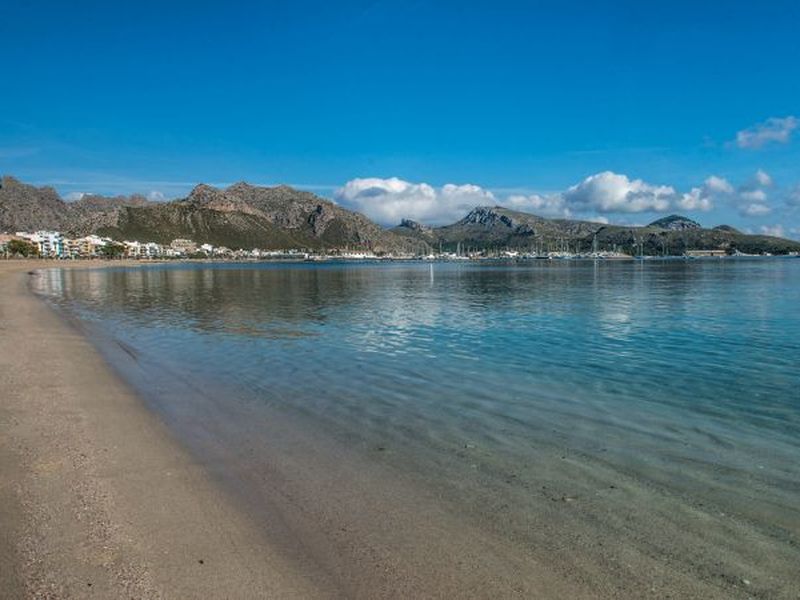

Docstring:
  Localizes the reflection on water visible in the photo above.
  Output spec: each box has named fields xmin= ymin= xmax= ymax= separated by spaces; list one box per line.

xmin=36 ymin=259 xmax=800 ymax=595
xmin=38 ymin=259 xmax=800 ymax=464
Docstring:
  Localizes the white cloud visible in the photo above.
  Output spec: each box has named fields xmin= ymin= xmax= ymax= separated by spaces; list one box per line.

xmin=678 ymin=188 xmax=713 ymax=211
xmin=337 ymin=172 xmax=680 ymax=224
xmin=740 ymin=189 xmax=768 ymax=203
xmin=64 ymin=191 xmax=88 ymax=201
xmin=705 ymin=175 xmax=734 ymax=194
xmin=336 ymin=170 xmax=785 ymax=226
xmin=506 ymin=193 xmax=570 ymax=218
xmin=736 ymin=116 xmax=798 ymax=149
xmin=677 ymin=175 xmax=733 ymax=211
xmin=741 ymin=203 xmax=772 ymax=217
xmin=147 ymin=190 xmax=166 ymax=201
xmin=335 ymin=177 xmax=495 ymax=225
xmin=562 ymin=171 xmax=675 ymax=213
xmin=759 ymin=224 xmax=785 ymax=237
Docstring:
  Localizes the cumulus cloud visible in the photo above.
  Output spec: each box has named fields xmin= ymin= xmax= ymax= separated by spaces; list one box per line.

xmin=505 ymin=193 xmax=570 ymax=218
xmin=335 ymin=170 xmax=784 ymax=226
xmin=677 ymin=175 xmax=733 ymax=211
xmin=678 ymin=188 xmax=714 ymax=211
xmin=740 ymin=189 xmax=767 ymax=203
xmin=741 ymin=203 xmax=772 ymax=217
xmin=147 ymin=190 xmax=166 ymax=201
xmin=562 ymin=171 xmax=675 ymax=213
xmin=503 ymin=171 xmax=678 ymax=218
xmin=736 ymin=116 xmax=798 ymax=149
xmin=704 ymin=175 xmax=734 ymax=194
xmin=64 ymin=191 xmax=88 ymax=201
xmin=335 ymin=177 xmax=495 ymax=225
xmin=336 ymin=171 xmax=735 ymax=225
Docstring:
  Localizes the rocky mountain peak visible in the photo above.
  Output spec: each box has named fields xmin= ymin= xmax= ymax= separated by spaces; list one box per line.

xmin=461 ymin=206 xmax=516 ymax=228
xmin=398 ymin=218 xmax=431 ymax=232
xmin=225 ymin=181 xmax=261 ymax=196
xmin=187 ymin=183 xmax=221 ymax=202
xmin=648 ymin=214 xmax=701 ymax=231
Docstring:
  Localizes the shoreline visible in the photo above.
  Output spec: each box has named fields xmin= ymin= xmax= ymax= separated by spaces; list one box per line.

xmin=3 ymin=259 xmax=798 ymax=598
xmin=15 ymin=260 xmax=588 ymax=598
xmin=0 ymin=260 xmax=327 ymax=598
xmin=4 ymin=260 xmax=600 ymax=599
xmin=2 ymin=260 xmax=579 ymax=599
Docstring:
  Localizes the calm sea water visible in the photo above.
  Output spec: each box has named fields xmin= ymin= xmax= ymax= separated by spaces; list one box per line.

xmin=35 ymin=259 xmax=800 ymax=596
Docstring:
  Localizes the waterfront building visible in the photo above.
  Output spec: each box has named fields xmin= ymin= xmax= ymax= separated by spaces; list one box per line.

xmin=16 ymin=231 xmax=67 ymax=258
xmin=124 ymin=240 xmax=164 ymax=258
xmin=70 ymin=234 xmax=112 ymax=257
xmin=142 ymin=242 xmax=163 ymax=258
xmin=170 ymin=238 xmax=197 ymax=254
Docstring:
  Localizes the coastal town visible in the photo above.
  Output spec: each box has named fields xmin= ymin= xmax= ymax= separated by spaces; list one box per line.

xmin=0 ymin=230 xmax=513 ymax=261
xmin=0 ymin=230 xmax=317 ymax=260
xmin=2 ymin=229 xmax=797 ymax=261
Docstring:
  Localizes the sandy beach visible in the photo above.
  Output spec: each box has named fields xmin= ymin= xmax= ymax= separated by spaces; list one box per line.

xmin=0 ymin=260 xmax=327 ymax=598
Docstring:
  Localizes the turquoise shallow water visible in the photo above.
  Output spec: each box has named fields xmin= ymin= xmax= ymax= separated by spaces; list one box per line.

xmin=35 ymin=259 xmax=800 ymax=596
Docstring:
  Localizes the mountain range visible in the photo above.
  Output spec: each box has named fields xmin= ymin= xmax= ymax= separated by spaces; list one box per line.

xmin=2 ymin=175 xmax=799 ymax=255
xmin=392 ymin=207 xmax=800 ymax=255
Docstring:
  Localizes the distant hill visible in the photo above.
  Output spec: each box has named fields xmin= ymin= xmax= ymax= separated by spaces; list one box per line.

xmin=97 ymin=182 xmax=417 ymax=251
xmin=394 ymin=206 xmax=800 ymax=255
xmin=0 ymin=176 xmax=72 ymax=231
xmin=3 ymin=175 xmax=799 ymax=255
xmin=647 ymin=214 xmax=701 ymax=230
xmin=0 ymin=176 xmax=418 ymax=252
xmin=435 ymin=206 xmax=601 ymax=249
xmin=590 ymin=222 xmax=800 ymax=256
xmin=0 ymin=176 xmax=155 ymax=234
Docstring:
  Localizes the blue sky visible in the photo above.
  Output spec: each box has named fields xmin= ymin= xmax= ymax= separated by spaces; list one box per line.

xmin=1 ymin=0 xmax=799 ymax=234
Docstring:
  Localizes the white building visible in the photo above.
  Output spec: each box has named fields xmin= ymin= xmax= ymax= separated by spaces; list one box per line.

xmin=17 ymin=231 xmax=67 ymax=258
xmin=124 ymin=240 xmax=164 ymax=258
xmin=142 ymin=242 xmax=163 ymax=258
xmin=123 ymin=240 xmax=143 ymax=258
